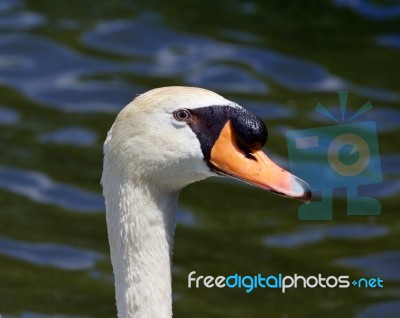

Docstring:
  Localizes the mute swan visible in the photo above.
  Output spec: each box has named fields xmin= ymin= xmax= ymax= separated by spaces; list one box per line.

xmin=101 ymin=86 xmax=311 ymax=318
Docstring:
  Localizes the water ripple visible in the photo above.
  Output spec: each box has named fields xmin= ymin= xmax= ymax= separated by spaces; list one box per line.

xmin=312 ymin=106 xmax=400 ymax=132
xmin=39 ymin=127 xmax=97 ymax=147
xmin=0 ymin=166 xmax=104 ymax=212
xmin=0 ymin=0 xmax=23 ymax=13
xmin=4 ymin=312 xmax=89 ymax=318
xmin=354 ymin=86 xmax=400 ymax=103
xmin=334 ymin=0 xmax=400 ymax=21
xmin=336 ymin=251 xmax=400 ymax=281
xmin=0 ymin=34 xmax=136 ymax=112
xmin=238 ymin=100 xmax=295 ymax=119
xmin=264 ymin=224 xmax=388 ymax=248
xmin=186 ymin=64 xmax=268 ymax=94
xmin=0 ymin=106 xmax=19 ymax=124
xmin=0 ymin=311 xmax=87 ymax=318
xmin=0 ymin=12 xmax=45 ymax=30
xmin=83 ymin=20 xmax=192 ymax=57
xmin=0 ymin=235 xmax=103 ymax=270
xmin=0 ymin=166 xmax=198 ymax=225
xmin=357 ymin=301 xmax=400 ymax=318
xmin=377 ymin=34 xmax=400 ymax=50
xmin=83 ymin=20 xmax=345 ymax=93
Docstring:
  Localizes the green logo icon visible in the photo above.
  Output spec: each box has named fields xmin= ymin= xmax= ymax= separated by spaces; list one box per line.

xmin=286 ymin=91 xmax=382 ymax=220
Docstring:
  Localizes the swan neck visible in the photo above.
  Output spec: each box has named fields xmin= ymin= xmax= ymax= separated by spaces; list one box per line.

xmin=105 ymin=177 xmax=178 ymax=318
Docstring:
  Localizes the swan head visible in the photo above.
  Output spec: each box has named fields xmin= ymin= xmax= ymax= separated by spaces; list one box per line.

xmin=103 ymin=86 xmax=311 ymax=201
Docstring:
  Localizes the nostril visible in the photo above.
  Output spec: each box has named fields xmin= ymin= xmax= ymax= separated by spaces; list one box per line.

xmin=236 ymin=139 xmax=258 ymax=160
xmin=230 ymin=109 xmax=268 ymax=150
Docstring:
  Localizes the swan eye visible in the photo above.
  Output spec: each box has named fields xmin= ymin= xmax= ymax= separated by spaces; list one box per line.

xmin=173 ymin=109 xmax=191 ymax=121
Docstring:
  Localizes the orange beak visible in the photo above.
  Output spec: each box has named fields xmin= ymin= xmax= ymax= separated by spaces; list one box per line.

xmin=210 ymin=121 xmax=311 ymax=203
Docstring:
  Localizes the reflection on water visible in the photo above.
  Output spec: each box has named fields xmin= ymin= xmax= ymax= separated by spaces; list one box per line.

xmin=0 ymin=165 xmax=196 ymax=224
xmin=0 ymin=0 xmax=399 ymax=317
xmin=0 ymin=12 xmax=44 ymax=30
xmin=0 ymin=235 xmax=103 ymax=270
xmin=0 ymin=107 xmax=19 ymax=124
xmin=0 ymin=166 xmax=104 ymax=212
xmin=353 ymin=86 xmax=400 ymax=103
xmin=0 ymin=0 xmax=44 ymax=30
xmin=312 ymin=106 xmax=400 ymax=132
xmin=264 ymin=224 xmax=388 ymax=248
xmin=0 ymin=35 xmax=135 ymax=112
xmin=0 ymin=0 xmax=21 ymax=13
xmin=186 ymin=64 xmax=268 ymax=94
xmin=377 ymin=34 xmax=400 ymax=50
xmin=84 ymin=20 xmax=345 ymax=92
xmin=357 ymin=301 xmax=400 ymax=318
xmin=4 ymin=312 xmax=88 ymax=318
xmin=334 ymin=0 xmax=400 ymax=20
xmin=238 ymin=100 xmax=295 ymax=119
xmin=336 ymin=251 xmax=400 ymax=281
xmin=39 ymin=127 xmax=97 ymax=147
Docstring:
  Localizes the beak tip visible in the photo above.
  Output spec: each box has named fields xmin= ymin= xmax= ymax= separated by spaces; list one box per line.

xmin=291 ymin=176 xmax=312 ymax=203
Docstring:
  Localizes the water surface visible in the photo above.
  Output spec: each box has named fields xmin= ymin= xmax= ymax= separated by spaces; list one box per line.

xmin=0 ymin=1 xmax=399 ymax=317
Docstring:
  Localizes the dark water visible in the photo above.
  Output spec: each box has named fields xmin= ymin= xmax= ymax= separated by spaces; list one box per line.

xmin=0 ymin=0 xmax=399 ymax=317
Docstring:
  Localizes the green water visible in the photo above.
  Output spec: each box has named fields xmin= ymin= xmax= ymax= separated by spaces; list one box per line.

xmin=0 ymin=0 xmax=399 ymax=317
